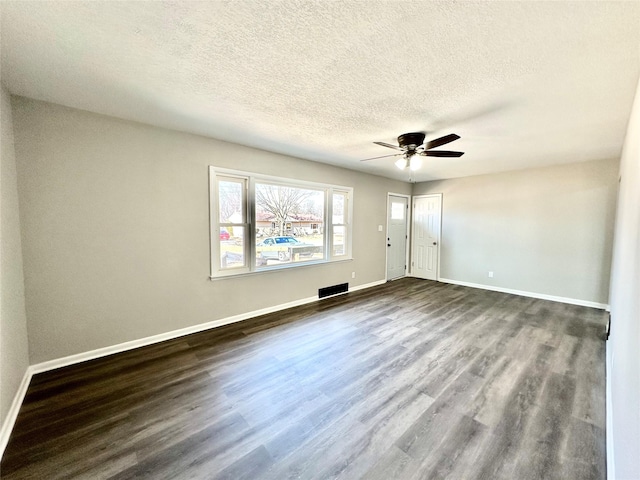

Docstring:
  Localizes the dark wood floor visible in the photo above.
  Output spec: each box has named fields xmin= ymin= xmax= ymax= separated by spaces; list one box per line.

xmin=1 ymin=278 xmax=607 ymax=479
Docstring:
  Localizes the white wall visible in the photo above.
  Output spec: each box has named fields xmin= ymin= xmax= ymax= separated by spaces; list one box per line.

xmin=0 ymin=85 xmax=29 ymax=445
xmin=412 ymin=159 xmax=618 ymax=305
xmin=608 ymin=77 xmax=640 ymax=480
xmin=11 ymin=97 xmax=411 ymax=364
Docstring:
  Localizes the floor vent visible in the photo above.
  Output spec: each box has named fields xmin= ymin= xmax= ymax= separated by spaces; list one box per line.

xmin=318 ymin=283 xmax=349 ymax=299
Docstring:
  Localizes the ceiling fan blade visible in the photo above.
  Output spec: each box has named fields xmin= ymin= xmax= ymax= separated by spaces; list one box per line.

xmin=422 ymin=150 xmax=465 ymax=157
xmin=360 ymin=153 xmax=404 ymax=162
xmin=424 ymin=133 xmax=460 ymax=150
xmin=373 ymin=141 xmax=403 ymax=151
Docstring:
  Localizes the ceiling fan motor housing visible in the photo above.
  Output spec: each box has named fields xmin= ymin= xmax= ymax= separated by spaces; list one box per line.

xmin=397 ymin=132 xmax=426 ymax=150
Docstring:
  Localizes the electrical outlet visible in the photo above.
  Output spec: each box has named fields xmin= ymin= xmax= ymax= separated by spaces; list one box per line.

xmin=351 ymin=272 xmax=356 ymax=279
xmin=488 ymin=271 xmax=494 ymax=278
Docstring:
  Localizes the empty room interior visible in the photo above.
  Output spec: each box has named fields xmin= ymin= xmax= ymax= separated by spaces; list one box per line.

xmin=1 ymin=2 xmax=639 ymax=479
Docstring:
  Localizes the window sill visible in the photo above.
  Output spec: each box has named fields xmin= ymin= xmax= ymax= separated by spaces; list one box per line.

xmin=209 ymin=257 xmax=354 ymax=280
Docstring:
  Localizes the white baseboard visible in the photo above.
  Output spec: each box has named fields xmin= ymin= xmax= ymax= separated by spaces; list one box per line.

xmin=606 ymin=343 xmax=615 ymax=480
xmin=30 ymin=279 xmax=387 ymax=375
xmin=438 ymin=278 xmax=609 ymax=310
xmin=0 ymin=367 xmax=33 ymax=460
xmin=349 ymin=279 xmax=386 ymax=292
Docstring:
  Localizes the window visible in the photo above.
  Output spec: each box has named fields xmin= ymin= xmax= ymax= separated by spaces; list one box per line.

xmin=210 ymin=167 xmax=352 ymax=277
xmin=391 ymin=201 xmax=405 ymax=220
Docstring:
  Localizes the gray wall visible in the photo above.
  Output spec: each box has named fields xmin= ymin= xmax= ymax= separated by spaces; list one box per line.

xmin=608 ymin=77 xmax=640 ymax=480
xmin=11 ymin=97 xmax=410 ymax=364
xmin=412 ymin=158 xmax=618 ymax=305
xmin=0 ymin=86 xmax=29 ymax=434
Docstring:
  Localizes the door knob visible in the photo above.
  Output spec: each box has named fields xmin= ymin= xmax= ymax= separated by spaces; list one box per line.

xmin=433 ymin=242 xmax=437 ymax=245
xmin=387 ymin=243 xmax=391 ymax=247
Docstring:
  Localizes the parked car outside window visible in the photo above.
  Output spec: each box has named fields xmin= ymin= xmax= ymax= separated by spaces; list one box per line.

xmin=256 ymin=236 xmax=321 ymax=264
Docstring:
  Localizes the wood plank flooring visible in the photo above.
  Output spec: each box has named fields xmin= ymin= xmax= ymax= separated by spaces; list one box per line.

xmin=1 ymin=278 xmax=608 ymax=479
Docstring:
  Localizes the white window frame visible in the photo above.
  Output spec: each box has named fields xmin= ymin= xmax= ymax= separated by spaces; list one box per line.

xmin=209 ymin=167 xmax=353 ymax=278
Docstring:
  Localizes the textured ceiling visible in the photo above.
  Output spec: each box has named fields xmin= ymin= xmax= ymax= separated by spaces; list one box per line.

xmin=2 ymin=1 xmax=639 ymax=182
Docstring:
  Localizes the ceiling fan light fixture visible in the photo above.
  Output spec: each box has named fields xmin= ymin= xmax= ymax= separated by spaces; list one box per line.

xmin=409 ymin=157 xmax=422 ymax=171
xmin=395 ymin=157 xmax=409 ymax=170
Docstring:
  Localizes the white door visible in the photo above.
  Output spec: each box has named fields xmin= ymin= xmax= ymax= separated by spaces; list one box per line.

xmin=412 ymin=194 xmax=441 ymax=280
xmin=387 ymin=195 xmax=408 ymax=280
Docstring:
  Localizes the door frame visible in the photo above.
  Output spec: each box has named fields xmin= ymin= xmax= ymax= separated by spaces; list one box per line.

xmin=411 ymin=193 xmax=442 ymax=280
xmin=386 ymin=192 xmax=412 ymax=281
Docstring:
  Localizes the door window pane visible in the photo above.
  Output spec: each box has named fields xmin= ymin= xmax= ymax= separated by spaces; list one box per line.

xmin=391 ymin=202 xmax=405 ymax=220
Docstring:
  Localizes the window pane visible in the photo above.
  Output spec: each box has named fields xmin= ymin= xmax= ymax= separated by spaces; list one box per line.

xmin=333 ymin=225 xmax=346 ymax=256
xmin=333 ymin=192 xmax=346 ymax=224
xmin=218 ymin=179 xmax=244 ymax=223
xmin=391 ymin=201 xmax=405 ymax=220
xmin=255 ymin=183 xmax=324 ymax=266
xmin=220 ymin=227 xmax=245 ymax=269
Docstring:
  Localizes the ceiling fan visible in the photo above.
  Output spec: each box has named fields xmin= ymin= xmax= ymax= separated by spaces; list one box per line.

xmin=361 ymin=132 xmax=464 ymax=170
